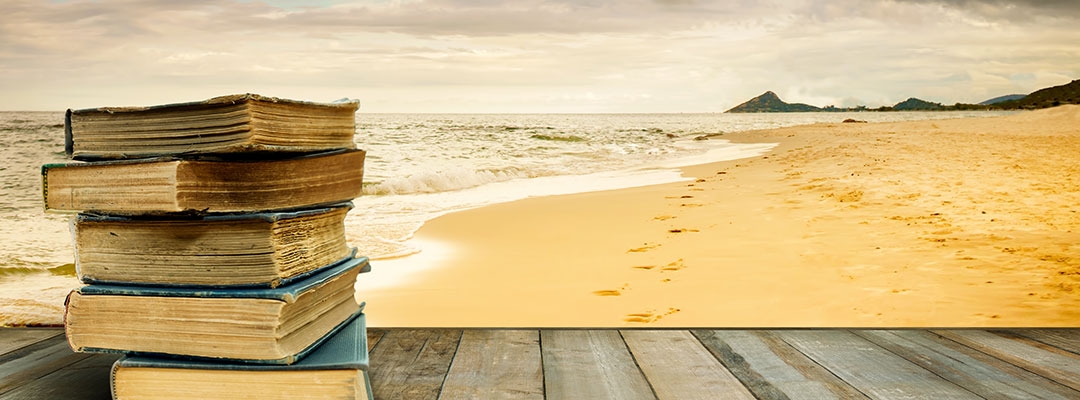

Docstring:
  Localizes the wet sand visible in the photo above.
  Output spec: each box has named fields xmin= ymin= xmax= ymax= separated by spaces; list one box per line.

xmin=359 ymin=106 xmax=1080 ymax=327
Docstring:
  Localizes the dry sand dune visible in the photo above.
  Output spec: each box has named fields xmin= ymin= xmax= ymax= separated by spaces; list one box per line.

xmin=362 ymin=106 xmax=1080 ymax=327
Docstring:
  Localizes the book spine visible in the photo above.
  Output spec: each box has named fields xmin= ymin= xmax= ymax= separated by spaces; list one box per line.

xmin=64 ymin=109 xmax=73 ymax=157
xmin=109 ymin=358 xmax=121 ymax=400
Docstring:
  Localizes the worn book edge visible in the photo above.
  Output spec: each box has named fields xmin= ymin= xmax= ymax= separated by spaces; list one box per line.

xmin=73 ymin=256 xmax=368 ymax=302
xmin=87 ymin=307 xmax=364 ymax=366
xmin=111 ymin=313 xmax=372 ymax=399
xmin=77 ymin=248 xmax=363 ymax=289
xmin=42 ymin=148 xmax=362 ymax=215
xmin=65 ymin=94 xmax=360 ymax=159
xmin=113 ymin=312 xmax=368 ymax=371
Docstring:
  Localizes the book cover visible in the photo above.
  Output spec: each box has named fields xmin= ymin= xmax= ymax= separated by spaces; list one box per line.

xmin=42 ymin=149 xmax=366 ymax=214
xmin=111 ymin=313 xmax=372 ymax=400
xmin=115 ymin=312 xmax=369 ymax=371
xmin=73 ymin=203 xmax=358 ymax=288
xmin=66 ymin=93 xmax=360 ymax=160
xmin=65 ymin=257 xmax=369 ymax=363
xmin=73 ymin=256 xmax=369 ymax=303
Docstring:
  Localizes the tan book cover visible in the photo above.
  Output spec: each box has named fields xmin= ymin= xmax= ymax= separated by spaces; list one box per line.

xmin=43 ymin=149 xmax=366 ymax=215
xmin=65 ymin=94 xmax=359 ymax=160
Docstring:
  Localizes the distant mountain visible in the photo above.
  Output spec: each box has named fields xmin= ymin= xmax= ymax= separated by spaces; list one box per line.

xmin=725 ymin=91 xmax=822 ymax=113
xmin=892 ymin=98 xmax=944 ymax=111
xmin=725 ymin=79 xmax=1078 ymax=113
xmin=979 ymin=94 xmax=1026 ymax=105
xmin=994 ymin=79 xmax=1080 ymax=109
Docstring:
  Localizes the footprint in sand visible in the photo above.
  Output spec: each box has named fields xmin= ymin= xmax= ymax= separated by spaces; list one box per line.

xmin=627 ymin=243 xmax=661 ymax=253
xmin=632 ymin=265 xmax=656 ymax=270
xmin=667 ymin=228 xmax=699 ymax=233
xmin=624 ymin=308 xmax=681 ymax=323
xmin=593 ymin=283 xmax=632 ymax=297
xmin=661 ymin=259 xmax=685 ymax=272
xmin=653 ymin=215 xmax=676 ymax=221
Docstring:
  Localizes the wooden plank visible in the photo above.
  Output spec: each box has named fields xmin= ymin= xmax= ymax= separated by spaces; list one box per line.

xmin=0 ymin=334 xmax=94 ymax=396
xmin=621 ymin=330 xmax=754 ymax=400
xmin=439 ymin=330 xmax=543 ymax=400
xmin=0 ymin=354 xmax=118 ymax=400
xmin=368 ymin=329 xmax=461 ymax=400
xmin=935 ymin=330 xmax=1080 ymax=391
xmin=856 ymin=330 xmax=1080 ymax=400
xmin=777 ymin=330 xmax=980 ymax=399
xmin=541 ymin=330 xmax=655 ymax=400
xmin=1000 ymin=329 xmax=1080 ymax=356
xmin=0 ymin=328 xmax=63 ymax=356
xmin=367 ymin=328 xmax=385 ymax=353
xmin=693 ymin=330 xmax=868 ymax=399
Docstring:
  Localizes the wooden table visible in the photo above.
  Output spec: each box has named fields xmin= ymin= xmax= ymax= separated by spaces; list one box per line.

xmin=2 ymin=328 xmax=1078 ymax=399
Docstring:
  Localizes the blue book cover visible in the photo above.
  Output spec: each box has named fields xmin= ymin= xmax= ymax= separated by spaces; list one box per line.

xmin=115 ymin=312 xmax=369 ymax=371
xmin=111 ymin=313 xmax=372 ymax=400
xmin=66 ymin=257 xmax=370 ymax=364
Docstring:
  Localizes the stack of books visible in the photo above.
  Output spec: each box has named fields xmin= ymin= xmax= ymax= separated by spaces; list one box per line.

xmin=42 ymin=94 xmax=373 ymax=399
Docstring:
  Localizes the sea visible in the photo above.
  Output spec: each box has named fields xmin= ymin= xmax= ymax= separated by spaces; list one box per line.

xmin=0 ymin=110 xmax=1017 ymax=325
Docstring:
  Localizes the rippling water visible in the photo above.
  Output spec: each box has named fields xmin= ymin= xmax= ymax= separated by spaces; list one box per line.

xmin=0 ymin=110 xmax=1016 ymax=325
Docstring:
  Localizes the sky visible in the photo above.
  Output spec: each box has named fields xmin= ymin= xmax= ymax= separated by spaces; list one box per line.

xmin=2 ymin=0 xmax=1078 ymax=112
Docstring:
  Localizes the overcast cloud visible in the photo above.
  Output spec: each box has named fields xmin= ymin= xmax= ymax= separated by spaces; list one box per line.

xmin=1 ymin=0 xmax=1077 ymax=112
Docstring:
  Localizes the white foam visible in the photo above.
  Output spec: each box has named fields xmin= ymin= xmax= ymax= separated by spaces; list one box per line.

xmin=363 ymin=167 xmax=532 ymax=195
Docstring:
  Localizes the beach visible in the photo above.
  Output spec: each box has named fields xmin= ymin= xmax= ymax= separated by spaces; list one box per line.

xmin=361 ymin=106 xmax=1080 ymax=327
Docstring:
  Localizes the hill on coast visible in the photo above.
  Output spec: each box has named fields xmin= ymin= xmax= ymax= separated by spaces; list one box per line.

xmin=725 ymin=79 xmax=1080 ymax=113
xmin=979 ymin=94 xmax=1026 ymax=105
xmin=994 ymin=79 xmax=1080 ymax=110
xmin=724 ymin=91 xmax=822 ymax=113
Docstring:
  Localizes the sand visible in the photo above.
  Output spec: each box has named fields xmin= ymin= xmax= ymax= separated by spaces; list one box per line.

xmin=359 ymin=106 xmax=1080 ymax=327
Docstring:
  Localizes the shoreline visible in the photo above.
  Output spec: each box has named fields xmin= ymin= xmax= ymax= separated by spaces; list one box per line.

xmin=357 ymin=106 xmax=1080 ymax=328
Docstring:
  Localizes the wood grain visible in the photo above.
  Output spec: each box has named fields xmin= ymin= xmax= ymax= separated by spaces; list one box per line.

xmin=440 ymin=330 xmax=543 ymax=400
xmin=694 ymin=329 xmax=868 ymax=399
xmin=856 ymin=330 xmax=1079 ymax=400
xmin=935 ymin=330 xmax=1080 ymax=392
xmin=368 ymin=329 xmax=462 ymax=400
xmin=622 ymin=330 xmax=754 ymax=400
xmin=777 ymin=330 xmax=980 ymax=399
xmin=541 ymin=330 xmax=654 ymax=400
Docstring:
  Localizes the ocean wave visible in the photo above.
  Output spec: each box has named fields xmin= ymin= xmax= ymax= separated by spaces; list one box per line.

xmin=0 ymin=263 xmax=75 ymax=277
xmin=363 ymin=167 xmax=533 ymax=195
xmin=531 ymin=134 xmax=586 ymax=142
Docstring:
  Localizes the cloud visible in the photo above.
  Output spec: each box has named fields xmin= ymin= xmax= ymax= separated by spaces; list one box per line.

xmin=0 ymin=0 xmax=1077 ymax=111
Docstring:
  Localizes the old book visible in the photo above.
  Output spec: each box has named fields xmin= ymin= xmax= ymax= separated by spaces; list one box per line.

xmin=65 ymin=93 xmax=359 ymax=160
xmin=111 ymin=313 xmax=371 ymax=400
xmin=64 ymin=257 xmax=367 ymax=363
xmin=73 ymin=204 xmax=356 ymax=287
xmin=42 ymin=149 xmax=365 ymax=214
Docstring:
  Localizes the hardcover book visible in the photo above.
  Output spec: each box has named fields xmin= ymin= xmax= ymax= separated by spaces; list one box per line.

xmin=111 ymin=313 xmax=371 ymax=400
xmin=64 ymin=257 xmax=368 ymax=363
xmin=65 ymin=93 xmax=359 ymax=160
xmin=73 ymin=204 xmax=356 ymax=287
xmin=42 ymin=149 xmax=366 ymax=214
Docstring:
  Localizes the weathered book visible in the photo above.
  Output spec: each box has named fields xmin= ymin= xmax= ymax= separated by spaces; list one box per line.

xmin=64 ymin=257 xmax=367 ymax=363
xmin=73 ymin=204 xmax=356 ymax=287
xmin=111 ymin=313 xmax=371 ymax=400
xmin=65 ymin=93 xmax=359 ymax=160
xmin=42 ymin=149 xmax=365 ymax=214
